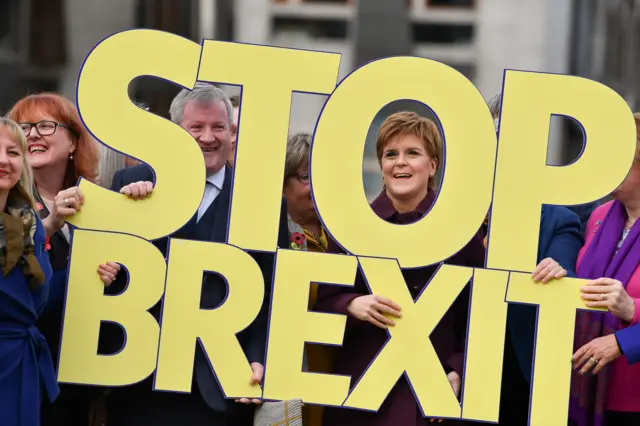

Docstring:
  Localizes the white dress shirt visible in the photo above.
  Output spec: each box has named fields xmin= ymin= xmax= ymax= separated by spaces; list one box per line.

xmin=197 ymin=167 xmax=226 ymax=222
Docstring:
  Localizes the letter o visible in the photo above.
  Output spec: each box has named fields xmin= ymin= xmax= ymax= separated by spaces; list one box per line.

xmin=311 ymin=57 xmax=496 ymax=268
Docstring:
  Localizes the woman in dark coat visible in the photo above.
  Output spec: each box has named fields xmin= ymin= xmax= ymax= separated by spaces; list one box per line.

xmin=314 ymin=111 xmax=485 ymax=426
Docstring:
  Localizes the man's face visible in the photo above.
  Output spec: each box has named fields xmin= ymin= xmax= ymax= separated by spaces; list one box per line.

xmin=180 ymin=100 xmax=231 ymax=176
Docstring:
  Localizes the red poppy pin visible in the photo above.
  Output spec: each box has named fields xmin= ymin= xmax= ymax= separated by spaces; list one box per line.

xmin=35 ymin=202 xmax=43 ymax=211
xmin=44 ymin=236 xmax=51 ymax=252
xmin=290 ymin=232 xmax=305 ymax=250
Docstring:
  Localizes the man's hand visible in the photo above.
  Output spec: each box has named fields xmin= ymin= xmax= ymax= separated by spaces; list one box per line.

xmin=235 ymin=362 xmax=263 ymax=405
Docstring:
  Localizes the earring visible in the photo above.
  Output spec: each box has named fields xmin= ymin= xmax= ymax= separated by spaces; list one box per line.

xmin=18 ymin=179 xmax=22 ymax=187
xmin=69 ymin=153 xmax=74 ymax=160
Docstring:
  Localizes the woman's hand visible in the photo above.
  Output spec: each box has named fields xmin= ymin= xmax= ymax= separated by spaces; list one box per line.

xmin=98 ymin=262 xmax=121 ymax=287
xmin=346 ymin=295 xmax=401 ymax=329
xmin=580 ymin=278 xmax=636 ymax=323
xmin=120 ymin=181 xmax=153 ymax=200
xmin=572 ymin=334 xmax=621 ymax=375
xmin=532 ymin=257 xmax=567 ymax=283
xmin=43 ymin=187 xmax=84 ymax=235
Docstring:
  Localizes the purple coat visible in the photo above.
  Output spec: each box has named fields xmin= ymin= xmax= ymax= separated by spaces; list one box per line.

xmin=314 ymin=190 xmax=485 ymax=426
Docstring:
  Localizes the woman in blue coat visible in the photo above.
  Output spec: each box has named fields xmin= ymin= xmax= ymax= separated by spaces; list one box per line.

xmin=0 ymin=117 xmax=57 ymax=426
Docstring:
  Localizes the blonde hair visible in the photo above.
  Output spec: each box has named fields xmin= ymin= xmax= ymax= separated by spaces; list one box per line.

xmin=0 ymin=118 xmax=36 ymax=209
xmin=376 ymin=111 xmax=442 ymax=189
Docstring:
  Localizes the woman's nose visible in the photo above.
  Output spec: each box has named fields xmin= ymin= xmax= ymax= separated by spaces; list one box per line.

xmin=396 ymin=154 xmax=408 ymax=165
xmin=0 ymin=151 xmax=10 ymax=164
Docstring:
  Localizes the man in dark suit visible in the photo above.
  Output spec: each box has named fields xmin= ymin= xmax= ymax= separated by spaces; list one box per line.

xmin=104 ymin=83 xmax=290 ymax=426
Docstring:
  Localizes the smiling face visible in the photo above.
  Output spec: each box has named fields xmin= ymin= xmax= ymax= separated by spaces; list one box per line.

xmin=376 ymin=112 xmax=442 ymax=211
xmin=181 ymin=100 xmax=231 ymax=176
xmin=381 ymin=134 xmax=437 ymax=202
xmin=22 ymin=115 xmax=76 ymax=171
xmin=0 ymin=127 xmax=25 ymax=193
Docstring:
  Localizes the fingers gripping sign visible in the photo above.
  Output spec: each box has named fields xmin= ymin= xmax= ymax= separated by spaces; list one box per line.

xmin=580 ymin=278 xmax=636 ymax=322
xmin=346 ymin=294 xmax=402 ymax=329
xmin=120 ymin=181 xmax=154 ymax=201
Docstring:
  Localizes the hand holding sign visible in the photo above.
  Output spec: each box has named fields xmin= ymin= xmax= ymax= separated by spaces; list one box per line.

xmin=346 ymin=295 xmax=402 ymax=329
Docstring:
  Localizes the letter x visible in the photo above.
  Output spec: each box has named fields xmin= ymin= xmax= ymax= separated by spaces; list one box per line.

xmin=343 ymin=259 xmax=472 ymax=420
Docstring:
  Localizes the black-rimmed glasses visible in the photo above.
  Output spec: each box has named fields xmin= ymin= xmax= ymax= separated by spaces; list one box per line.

xmin=19 ymin=120 xmax=73 ymax=137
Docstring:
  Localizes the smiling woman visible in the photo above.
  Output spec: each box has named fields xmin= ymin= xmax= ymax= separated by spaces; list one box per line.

xmin=6 ymin=93 xmax=117 ymax=426
xmin=314 ymin=111 xmax=485 ymax=426
xmin=0 ymin=117 xmax=56 ymax=426
xmin=377 ymin=111 xmax=441 ymax=213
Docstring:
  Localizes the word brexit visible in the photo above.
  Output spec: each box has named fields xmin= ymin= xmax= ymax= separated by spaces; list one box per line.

xmin=57 ymin=29 xmax=636 ymax=426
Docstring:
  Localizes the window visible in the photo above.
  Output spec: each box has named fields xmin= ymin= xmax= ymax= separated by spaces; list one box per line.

xmin=136 ymin=0 xmax=195 ymax=40
xmin=427 ymin=0 xmax=475 ymax=8
xmin=0 ymin=0 xmax=22 ymax=56
xmin=28 ymin=0 xmax=67 ymax=67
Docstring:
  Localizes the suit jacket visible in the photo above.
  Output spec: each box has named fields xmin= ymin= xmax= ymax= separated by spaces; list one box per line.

xmin=567 ymin=200 xmax=601 ymax=235
xmin=107 ymin=163 xmax=290 ymax=413
xmin=507 ymin=204 xmax=584 ymax=382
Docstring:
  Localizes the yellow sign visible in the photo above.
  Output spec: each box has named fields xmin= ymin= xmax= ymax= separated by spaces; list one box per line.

xmin=58 ymin=29 xmax=637 ymax=426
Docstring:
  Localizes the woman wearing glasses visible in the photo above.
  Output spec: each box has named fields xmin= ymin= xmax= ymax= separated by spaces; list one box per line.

xmin=7 ymin=93 xmax=119 ymax=426
xmin=282 ymin=132 xmax=336 ymax=426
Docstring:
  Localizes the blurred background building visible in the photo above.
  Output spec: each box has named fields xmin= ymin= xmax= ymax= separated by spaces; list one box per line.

xmin=0 ymin=0 xmax=633 ymax=199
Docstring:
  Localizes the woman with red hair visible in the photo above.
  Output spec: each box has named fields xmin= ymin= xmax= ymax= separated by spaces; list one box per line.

xmin=8 ymin=93 xmax=119 ymax=426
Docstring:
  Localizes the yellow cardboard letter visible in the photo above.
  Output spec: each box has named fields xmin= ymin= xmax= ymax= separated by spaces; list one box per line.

xmin=197 ymin=41 xmax=341 ymax=251
xmin=312 ymin=57 xmax=496 ymax=268
xmin=506 ymin=273 xmax=606 ymax=426
xmin=58 ymin=229 xmax=166 ymax=385
xmin=344 ymin=260 xmax=472 ymax=419
xmin=460 ymin=268 xmax=509 ymax=422
xmin=488 ymin=70 xmax=637 ymax=272
xmin=263 ymin=249 xmax=357 ymax=405
xmin=155 ymin=239 xmax=264 ymax=399
xmin=68 ymin=29 xmax=205 ymax=240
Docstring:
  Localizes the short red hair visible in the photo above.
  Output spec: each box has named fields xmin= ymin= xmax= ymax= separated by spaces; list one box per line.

xmin=376 ymin=111 xmax=442 ymax=190
xmin=7 ymin=93 xmax=99 ymax=187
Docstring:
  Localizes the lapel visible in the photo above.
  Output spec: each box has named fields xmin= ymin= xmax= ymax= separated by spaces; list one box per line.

xmin=33 ymin=189 xmax=70 ymax=256
xmin=537 ymin=205 xmax=548 ymax=262
xmin=286 ymin=214 xmax=307 ymax=250
xmin=208 ymin=165 xmax=232 ymax=243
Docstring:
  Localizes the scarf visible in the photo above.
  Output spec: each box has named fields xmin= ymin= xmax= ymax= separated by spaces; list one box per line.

xmin=0 ymin=192 xmax=45 ymax=290
xmin=570 ymin=200 xmax=640 ymax=426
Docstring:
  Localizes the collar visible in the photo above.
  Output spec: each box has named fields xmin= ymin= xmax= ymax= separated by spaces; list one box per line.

xmin=370 ymin=188 xmax=436 ymax=220
xmin=206 ymin=166 xmax=226 ymax=190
